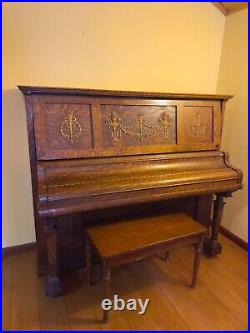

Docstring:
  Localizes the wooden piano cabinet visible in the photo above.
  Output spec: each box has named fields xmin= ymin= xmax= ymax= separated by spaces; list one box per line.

xmin=18 ymin=86 xmax=243 ymax=296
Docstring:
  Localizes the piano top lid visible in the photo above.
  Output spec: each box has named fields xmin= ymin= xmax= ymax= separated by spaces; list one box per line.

xmin=17 ymin=85 xmax=233 ymax=101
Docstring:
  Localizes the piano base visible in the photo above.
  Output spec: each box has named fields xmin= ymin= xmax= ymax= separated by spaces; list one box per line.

xmin=203 ymin=239 xmax=222 ymax=257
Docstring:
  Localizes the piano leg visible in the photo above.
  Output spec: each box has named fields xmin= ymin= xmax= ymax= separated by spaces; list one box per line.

xmin=44 ymin=222 xmax=63 ymax=297
xmin=203 ymin=192 xmax=231 ymax=256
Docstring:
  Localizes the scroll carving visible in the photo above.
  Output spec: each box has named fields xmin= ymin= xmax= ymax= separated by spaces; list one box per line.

xmin=105 ymin=111 xmax=172 ymax=143
xmin=60 ymin=111 xmax=82 ymax=144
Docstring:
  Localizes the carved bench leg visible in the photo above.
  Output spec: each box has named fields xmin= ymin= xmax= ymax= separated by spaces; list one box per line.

xmin=45 ymin=224 xmax=63 ymax=297
xmin=203 ymin=193 xmax=231 ymax=257
xmin=103 ymin=264 xmax=111 ymax=323
xmin=191 ymin=240 xmax=203 ymax=288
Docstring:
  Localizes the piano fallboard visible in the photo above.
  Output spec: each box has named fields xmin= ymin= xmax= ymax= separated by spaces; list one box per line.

xmin=37 ymin=151 xmax=242 ymax=217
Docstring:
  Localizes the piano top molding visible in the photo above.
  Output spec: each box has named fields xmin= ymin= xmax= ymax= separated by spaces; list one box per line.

xmin=17 ymin=85 xmax=233 ymax=101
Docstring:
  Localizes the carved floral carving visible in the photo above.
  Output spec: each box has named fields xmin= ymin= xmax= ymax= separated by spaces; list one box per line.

xmin=105 ymin=111 xmax=172 ymax=143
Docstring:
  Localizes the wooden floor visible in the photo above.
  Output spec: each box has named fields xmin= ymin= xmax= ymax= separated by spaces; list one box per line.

xmin=3 ymin=235 xmax=248 ymax=331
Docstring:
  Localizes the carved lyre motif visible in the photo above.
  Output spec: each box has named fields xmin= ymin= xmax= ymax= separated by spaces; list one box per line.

xmin=105 ymin=110 xmax=172 ymax=143
xmin=60 ymin=111 xmax=82 ymax=144
xmin=191 ymin=112 xmax=207 ymax=139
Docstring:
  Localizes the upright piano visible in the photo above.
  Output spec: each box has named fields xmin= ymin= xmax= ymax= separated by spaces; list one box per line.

xmin=18 ymin=86 xmax=243 ymax=296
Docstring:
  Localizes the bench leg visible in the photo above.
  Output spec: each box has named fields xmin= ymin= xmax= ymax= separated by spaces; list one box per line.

xmin=103 ymin=265 xmax=111 ymax=323
xmin=85 ymin=236 xmax=92 ymax=286
xmin=191 ymin=241 xmax=202 ymax=288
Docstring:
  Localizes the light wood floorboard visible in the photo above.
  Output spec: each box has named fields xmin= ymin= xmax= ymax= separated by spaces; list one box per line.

xmin=2 ymin=235 xmax=248 ymax=331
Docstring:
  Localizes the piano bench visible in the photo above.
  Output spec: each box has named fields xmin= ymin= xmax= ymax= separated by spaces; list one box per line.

xmin=85 ymin=212 xmax=207 ymax=322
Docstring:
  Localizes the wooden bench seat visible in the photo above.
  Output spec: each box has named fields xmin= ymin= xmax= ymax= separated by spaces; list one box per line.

xmin=85 ymin=213 xmax=207 ymax=322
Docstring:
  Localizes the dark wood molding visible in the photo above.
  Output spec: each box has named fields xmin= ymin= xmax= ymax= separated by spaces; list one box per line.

xmin=220 ymin=226 xmax=248 ymax=251
xmin=17 ymin=85 xmax=233 ymax=101
xmin=2 ymin=242 xmax=36 ymax=257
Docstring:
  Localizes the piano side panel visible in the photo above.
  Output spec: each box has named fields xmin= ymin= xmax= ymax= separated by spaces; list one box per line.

xmin=24 ymin=95 xmax=48 ymax=275
xmin=101 ymin=103 xmax=177 ymax=146
xmin=179 ymin=100 xmax=222 ymax=150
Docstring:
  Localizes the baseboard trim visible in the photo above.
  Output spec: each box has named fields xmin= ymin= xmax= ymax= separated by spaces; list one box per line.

xmin=220 ymin=226 xmax=248 ymax=251
xmin=2 ymin=242 xmax=36 ymax=257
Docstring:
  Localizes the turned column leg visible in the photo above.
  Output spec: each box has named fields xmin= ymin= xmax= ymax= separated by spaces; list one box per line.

xmin=44 ymin=223 xmax=63 ymax=297
xmin=191 ymin=240 xmax=203 ymax=288
xmin=204 ymin=193 xmax=231 ymax=257
xmin=103 ymin=263 xmax=111 ymax=323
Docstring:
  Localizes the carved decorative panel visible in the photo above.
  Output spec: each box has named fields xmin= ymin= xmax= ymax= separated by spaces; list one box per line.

xmin=183 ymin=106 xmax=213 ymax=145
xmin=101 ymin=105 xmax=177 ymax=147
xmin=33 ymin=95 xmax=221 ymax=159
xmin=45 ymin=103 xmax=92 ymax=150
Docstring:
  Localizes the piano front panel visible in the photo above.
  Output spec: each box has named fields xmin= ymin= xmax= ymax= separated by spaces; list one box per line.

xmin=183 ymin=105 xmax=213 ymax=144
xmin=101 ymin=104 xmax=177 ymax=147
xmin=32 ymin=95 xmax=221 ymax=160
xmin=179 ymin=100 xmax=222 ymax=150
xmin=37 ymin=151 xmax=242 ymax=214
xmin=33 ymin=95 xmax=94 ymax=159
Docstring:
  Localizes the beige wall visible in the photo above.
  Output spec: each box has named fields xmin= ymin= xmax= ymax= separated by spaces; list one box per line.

xmin=217 ymin=9 xmax=248 ymax=242
xmin=2 ymin=3 xmax=227 ymax=247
